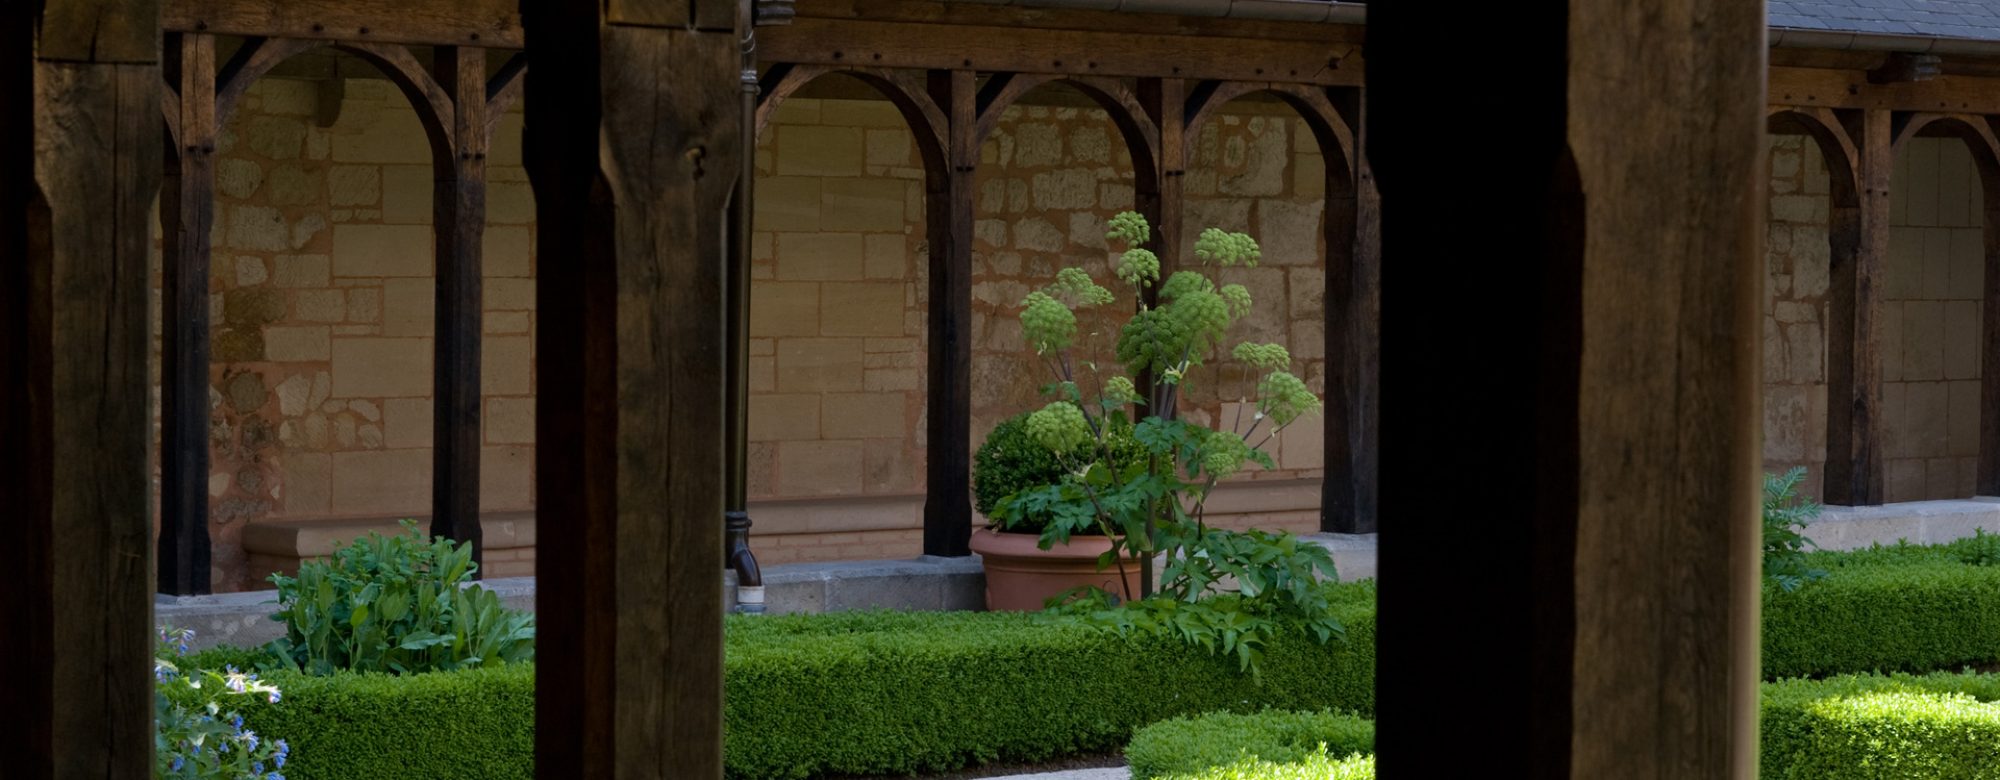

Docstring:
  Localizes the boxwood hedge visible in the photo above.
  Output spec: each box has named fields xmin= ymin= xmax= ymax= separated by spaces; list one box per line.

xmin=175 ymin=581 xmax=1376 ymax=780
xmin=722 ymin=582 xmax=1378 ymax=779
xmin=1763 ymin=540 xmax=2000 ymax=679
xmin=1762 ymin=671 xmax=2000 ymax=779
xmin=1125 ymin=710 xmax=1374 ymax=780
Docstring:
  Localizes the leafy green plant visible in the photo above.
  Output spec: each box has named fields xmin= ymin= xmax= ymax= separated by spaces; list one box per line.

xmin=990 ymin=211 xmax=1340 ymax=671
xmin=1126 ymin=709 xmax=1374 ymax=780
xmin=974 ymin=410 xmax=1145 ymax=535
xmin=1764 ymin=467 xmax=1827 ymax=592
xmin=1958 ymin=528 xmax=2000 ymax=567
xmin=155 ymin=626 xmax=292 ymax=780
xmin=264 ymin=520 xmax=534 ymax=675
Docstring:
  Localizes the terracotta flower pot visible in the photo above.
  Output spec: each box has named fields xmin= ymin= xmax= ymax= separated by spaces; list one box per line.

xmin=968 ymin=526 xmax=1143 ymax=611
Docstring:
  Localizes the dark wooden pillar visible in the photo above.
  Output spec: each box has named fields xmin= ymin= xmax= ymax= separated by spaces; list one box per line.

xmin=922 ymin=68 xmax=976 ymax=557
xmin=1826 ymin=110 xmax=1889 ymax=506
xmin=1139 ymin=77 xmax=1185 ymax=273
xmin=1 ymin=0 xmax=161 ymax=773
xmin=1978 ymin=138 xmax=2000 ymax=497
xmin=1322 ymin=96 xmax=1379 ymax=535
xmin=159 ymin=31 xmax=216 ymax=594
xmin=432 ymin=46 xmax=487 ymax=564
xmin=1371 ymin=0 xmax=1761 ymax=775
xmin=527 ymin=0 xmax=735 ymax=775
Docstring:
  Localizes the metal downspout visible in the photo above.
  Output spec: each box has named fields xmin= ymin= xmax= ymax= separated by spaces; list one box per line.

xmin=727 ymin=0 xmax=792 ymax=615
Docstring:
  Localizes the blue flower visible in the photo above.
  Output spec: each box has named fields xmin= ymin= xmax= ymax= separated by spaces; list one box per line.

xmin=244 ymin=731 xmax=259 ymax=751
xmin=274 ymin=739 xmax=290 ymax=768
xmin=170 ymin=756 xmax=184 ymax=771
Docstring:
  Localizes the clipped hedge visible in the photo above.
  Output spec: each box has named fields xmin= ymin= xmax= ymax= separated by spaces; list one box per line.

xmin=723 ymin=582 xmax=1378 ymax=779
xmin=1126 ymin=710 xmax=1373 ymax=780
xmin=1763 ymin=541 xmax=2000 ymax=679
xmin=165 ymin=657 xmax=535 ymax=780
xmin=1762 ymin=671 xmax=2000 ymax=779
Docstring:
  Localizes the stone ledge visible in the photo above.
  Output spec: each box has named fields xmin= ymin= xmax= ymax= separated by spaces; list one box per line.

xmin=1809 ymin=498 xmax=2000 ymax=550
xmin=242 ymin=511 xmax=538 ymax=558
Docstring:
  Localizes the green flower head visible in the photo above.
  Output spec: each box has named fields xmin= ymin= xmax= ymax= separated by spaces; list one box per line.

xmin=1020 ymin=291 xmax=1078 ymax=354
xmin=1158 ymin=271 xmax=1214 ymax=302
xmin=1106 ymin=211 xmax=1151 ymax=248
xmin=1220 ymin=283 xmax=1253 ymax=319
xmin=1194 ymin=228 xmax=1260 ymax=268
xmin=1025 ymin=402 xmax=1092 ymax=454
xmin=1117 ymin=248 xmax=1161 ymax=288
xmin=1232 ymin=342 xmax=1291 ymax=372
xmin=1257 ymin=370 xmax=1321 ymax=427
xmin=1048 ymin=267 xmax=1114 ymax=308
xmin=1103 ymin=376 xmax=1143 ymax=406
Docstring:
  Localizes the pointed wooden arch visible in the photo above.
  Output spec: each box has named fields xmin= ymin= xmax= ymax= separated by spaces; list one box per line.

xmin=1185 ymin=80 xmax=1356 ymax=187
xmin=215 ymin=37 xmax=455 ymax=161
xmin=1892 ymin=113 xmax=2000 ymax=497
xmin=755 ymin=63 xmax=948 ymax=187
xmin=974 ymin=73 xmax=1161 ymax=186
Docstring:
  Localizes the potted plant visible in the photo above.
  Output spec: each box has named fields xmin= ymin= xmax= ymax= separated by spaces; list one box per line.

xmin=971 ymin=411 xmax=1145 ymax=610
xmin=986 ymin=212 xmax=1344 ymax=670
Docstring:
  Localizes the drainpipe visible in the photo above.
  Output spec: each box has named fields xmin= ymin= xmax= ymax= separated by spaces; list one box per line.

xmin=727 ymin=0 xmax=794 ymax=615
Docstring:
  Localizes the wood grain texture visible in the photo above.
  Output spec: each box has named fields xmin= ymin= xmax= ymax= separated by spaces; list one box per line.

xmin=791 ymin=0 xmax=1366 ymax=45
xmin=923 ymin=68 xmax=977 ymax=557
xmin=166 ymin=0 xmax=522 ymax=48
xmin=1771 ymin=66 xmax=2000 ymax=114
xmin=432 ymin=46 xmax=487 ymax=566
xmin=1566 ymin=0 xmax=1764 ymax=774
xmin=6 ymin=5 xmax=161 ymax=770
xmin=39 ymin=0 xmax=159 ymax=64
xmin=760 ymin=16 xmax=1356 ymax=86
xmin=1372 ymin=0 xmax=1759 ymax=775
xmin=527 ymin=4 xmax=734 ymax=775
xmin=159 ymin=31 xmax=217 ymax=594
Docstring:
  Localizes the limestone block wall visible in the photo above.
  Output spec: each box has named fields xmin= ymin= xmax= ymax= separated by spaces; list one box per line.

xmin=1760 ymin=134 xmax=1983 ymax=503
xmin=149 ymin=76 xmax=538 ymax=590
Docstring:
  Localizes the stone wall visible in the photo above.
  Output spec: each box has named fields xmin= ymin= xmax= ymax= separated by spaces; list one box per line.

xmin=1762 ymin=134 xmax=1983 ymax=503
xmin=150 ymin=76 xmax=537 ymax=590
xmin=155 ymin=75 xmax=1344 ymax=585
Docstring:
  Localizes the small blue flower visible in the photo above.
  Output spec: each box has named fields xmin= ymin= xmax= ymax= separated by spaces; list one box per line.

xmin=170 ymin=756 xmax=184 ymax=772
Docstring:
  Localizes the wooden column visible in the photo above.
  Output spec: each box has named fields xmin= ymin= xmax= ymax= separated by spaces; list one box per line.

xmin=159 ymin=31 xmax=216 ymax=594
xmin=1826 ymin=110 xmax=1889 ymax=506
xmin=1371 ymin=0 xmax=1761 ymax=775
xmin=922 ymin=68 xmax=976 ymax=557
xmin=1 ymin=0 xmax=161 ymax=773
xmin=1978 ymin=133 xmax=2000 ymax=497
xmin=526 ymin=0 xmax=736 ymax=775
xmin=432 ymin=46 xmax=487 ymax=563
xmin=1139 ymin=77 xmax=1185 ymax=273
xmin=1323 ymin=95 xmax=1379 ymax=534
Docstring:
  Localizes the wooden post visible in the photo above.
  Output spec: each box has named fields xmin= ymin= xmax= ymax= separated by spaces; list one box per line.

xmin=1 ymin=0 xmax=161 ymax=774
xmin=1322 ymin=94 xmax=1379 ymax=534
xmin=922 ymin=68 xmax=976 ymax=557
xmin=1371 ymin=0 xmax=1762 ymax=775
xmin=432 ymin=46 xmax=487 ymax=565
xmin=159 ymin=31 xmax=217 ymax=594
xmin=526 ymin=0 xmax=736 ymax=775
xmin=1139 ymin=77 xmax=1184 ymax=274
xmin=1825 ymin=109 xmax=1889 ymax=506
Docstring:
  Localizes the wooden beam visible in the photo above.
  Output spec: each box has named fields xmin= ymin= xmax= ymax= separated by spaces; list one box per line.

xmin=432 ymin=45 xmax=486 ymax=566
xmin=922 ymin=68 xmax=977 ymax=557
xmin=1320 ymin=96 xmax=1377 ymax=535
xmin=1372 ymin=0 xmax=1760 ymax=775
xmin=527 ymin=0 xmax=736 ymax=774
xmin=2 ymin=0 xmax=160 ymax=774
xmin=759 ymin=17 xmax=1358 ymax=86
xmin=1771 ymin=65 xmax=2000 ymax=113
xmin=159 ymin=31 xmax=217 ymax=595
xmin=1824 ymin=109 xmax=1888 ymax=506
xmin=791 ymin=0 xmax=1365 ymax=46
xmin=165 ymin=0 xmax=521 ymax=48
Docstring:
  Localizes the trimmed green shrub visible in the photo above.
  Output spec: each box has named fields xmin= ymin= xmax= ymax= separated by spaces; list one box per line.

xmin=973 ymin=409 xmax=1144 ymax=534
xmin=723 ymin=581 xmax=1378 ymax=779
xmin=1763 ymin=543 xmax=2000 ymax=678
xmin=1126 ymin=710 xmax=1373 ymax=780
xmin=1139 ymin=754 xmax=1376 ymax=780
xmin=1762 ymin=671 xmax=2000 ymax=779
xmin=165 ymin=656 xmax=535 ymax=780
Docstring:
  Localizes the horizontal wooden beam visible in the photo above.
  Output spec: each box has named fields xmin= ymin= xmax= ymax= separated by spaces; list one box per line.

xmin=796 ymin=0 xmax=1366 ymax=45
xmin=1771 ymin=65 xmax=2000 ymax=113
xmin=759 ymin=16 xmax=1360 ymax=86
xmin=165 ymin=0 xmax=521 ymax=48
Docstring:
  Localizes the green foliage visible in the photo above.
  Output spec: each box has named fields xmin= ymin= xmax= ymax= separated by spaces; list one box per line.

xmin=155 ymin=627 xmax=292 ymax=780
xmin=974 ymin=410 xmax=1144 ymax=535
xmin=988 ymin=210 xmax=1334 ymax=673
xmin=1762 ymin=671 xmax=2000 ymax=779
xmin=1762 ymin=543 xmax=2000 ymax=679
xmin=1138 ymin=755 xmax=1376 ymax=780
xmin=1959 ymin=528 xmax=2000 ymax=566
xmin=723 ymin=581 xmax=1379 ymax=780
xmin=1126 ymin=710 xmax=1373 ymax=780
xmin=264 ymin=520 xmax=534 ymax=676
xmin=1764 ymin=468 xmax=1828 ymax=591
xmin=163 ymin=652 xmax=534 ymax=780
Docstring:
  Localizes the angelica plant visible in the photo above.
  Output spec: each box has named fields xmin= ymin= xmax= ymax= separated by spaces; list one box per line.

xmin=994 ymin=211 xmax=1341 ymax=672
